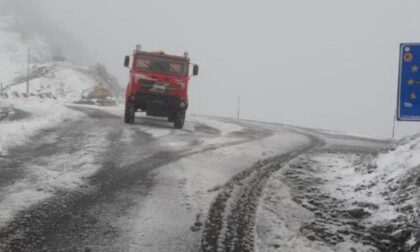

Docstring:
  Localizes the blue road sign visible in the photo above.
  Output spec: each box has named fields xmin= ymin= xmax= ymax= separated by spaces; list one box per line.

xmin=398 ymin=43 xmax=420 ymax=121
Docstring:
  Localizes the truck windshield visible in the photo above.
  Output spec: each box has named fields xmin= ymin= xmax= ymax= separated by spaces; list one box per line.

xmin=135 ymin=55 xmax=188 ymax=76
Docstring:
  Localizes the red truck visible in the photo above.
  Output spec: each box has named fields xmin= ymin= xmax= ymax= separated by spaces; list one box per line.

xmin=123 ymin=45 xmax=199 ymax=129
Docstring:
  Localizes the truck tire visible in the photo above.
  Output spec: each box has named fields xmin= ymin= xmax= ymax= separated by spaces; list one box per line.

xmin=124 ymin=105 xmax=135 ymax=124
xmin=174 ymin=111 xmax=185 ymax=129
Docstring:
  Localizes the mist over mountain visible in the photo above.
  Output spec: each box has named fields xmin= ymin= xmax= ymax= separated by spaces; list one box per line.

xmin=0 ymin=0 xmax=88 ymax=64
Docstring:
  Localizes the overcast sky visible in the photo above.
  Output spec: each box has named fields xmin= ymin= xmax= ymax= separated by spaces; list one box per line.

xmin=16 ymin=0 xmax=420 ymax=137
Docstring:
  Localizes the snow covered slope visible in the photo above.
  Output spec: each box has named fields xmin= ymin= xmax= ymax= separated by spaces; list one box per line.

xmin=0 ymin=15 xmax=121 ymax=102
xmin=5 ymin=62 xmax=120 ymax=102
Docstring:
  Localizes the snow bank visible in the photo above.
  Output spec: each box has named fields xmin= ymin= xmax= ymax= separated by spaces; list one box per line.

xmin=375 ymin=133 xmax=420 ymax=181
xmin=350 ymin=133 xmax=420 ymax=225
xmin=371 ymin=133 xmax=420 ymax=223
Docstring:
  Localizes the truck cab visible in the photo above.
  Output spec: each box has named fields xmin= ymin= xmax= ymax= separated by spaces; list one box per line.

xmin=124 ymin=45 xmax=198 ymax=129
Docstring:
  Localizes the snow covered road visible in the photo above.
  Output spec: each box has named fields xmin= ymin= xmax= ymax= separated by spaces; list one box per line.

xmin=0 ymin=105 xmax=302 ymax=251
xmin=0 ymin=106 xmax=401 ymax=252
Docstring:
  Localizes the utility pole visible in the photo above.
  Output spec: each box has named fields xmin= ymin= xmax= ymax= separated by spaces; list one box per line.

xmin=237 ymin=96 xmax=241 ymax=120
xmin=26 ymin=47 xmax=30 ymax=96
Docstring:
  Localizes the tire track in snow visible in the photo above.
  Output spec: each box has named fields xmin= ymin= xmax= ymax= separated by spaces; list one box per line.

xmin=201 ymin=134 xmax=323 ymax=252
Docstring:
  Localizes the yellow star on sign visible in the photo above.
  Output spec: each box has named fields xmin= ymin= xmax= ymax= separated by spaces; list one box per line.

xmin=411 ymin=92 xmax=417 ymax=100
xmin=412 ymin=65 xmax=419 ymax=73
xmin=408 ymin=78 xmax=415 ymax=85
xmin=404 ymin=52 xmax=414 ymax=62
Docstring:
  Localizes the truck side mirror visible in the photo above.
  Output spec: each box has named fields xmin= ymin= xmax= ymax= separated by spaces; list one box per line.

xmin=124 ymin=56 xmax=130 ymax=68
xmin=193 ymin=64 xmax=199 ymax=76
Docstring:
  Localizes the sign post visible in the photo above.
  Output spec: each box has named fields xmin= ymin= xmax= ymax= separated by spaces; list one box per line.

xmin=397 ymin=43 xmax=420 ymax=122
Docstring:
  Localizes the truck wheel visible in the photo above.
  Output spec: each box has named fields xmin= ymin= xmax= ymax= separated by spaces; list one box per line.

xmin=124 ymin=105 xmax=135 ymax=124
xmin=174 ymin=112 xmax=185 ymax=129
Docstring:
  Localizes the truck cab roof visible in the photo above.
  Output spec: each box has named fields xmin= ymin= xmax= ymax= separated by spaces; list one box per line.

xmin=134 ymin=51 xmax=190 ymax=62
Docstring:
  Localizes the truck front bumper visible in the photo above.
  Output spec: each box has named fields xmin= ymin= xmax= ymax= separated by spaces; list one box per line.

xmin=130 ymin=93 xmax=188 ymax=117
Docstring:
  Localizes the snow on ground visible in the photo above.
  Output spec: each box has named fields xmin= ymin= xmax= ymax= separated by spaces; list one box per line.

xmin=256 ymin=133 xmax=420 ymax=252
xmin=256 ymin=167 xmax=340 ymax=252
xmin=0 ymin=97 xmax=85 ymax=228
xmin=0 ymin=99 xmax=80 ymax=155
xmin=0 ymin=127 xmax=109 ymax=228
xmin=111 ymin=122 xmax=310 ymax=251
xmin=375 ymin=133 xmax=420 ymax=192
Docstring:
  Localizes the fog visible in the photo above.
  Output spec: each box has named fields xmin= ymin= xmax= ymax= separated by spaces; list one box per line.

xmin=0 ymin=0 xmax=88 ymax=62
xmin=4 ymin=0 xmax=420 ymax=137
